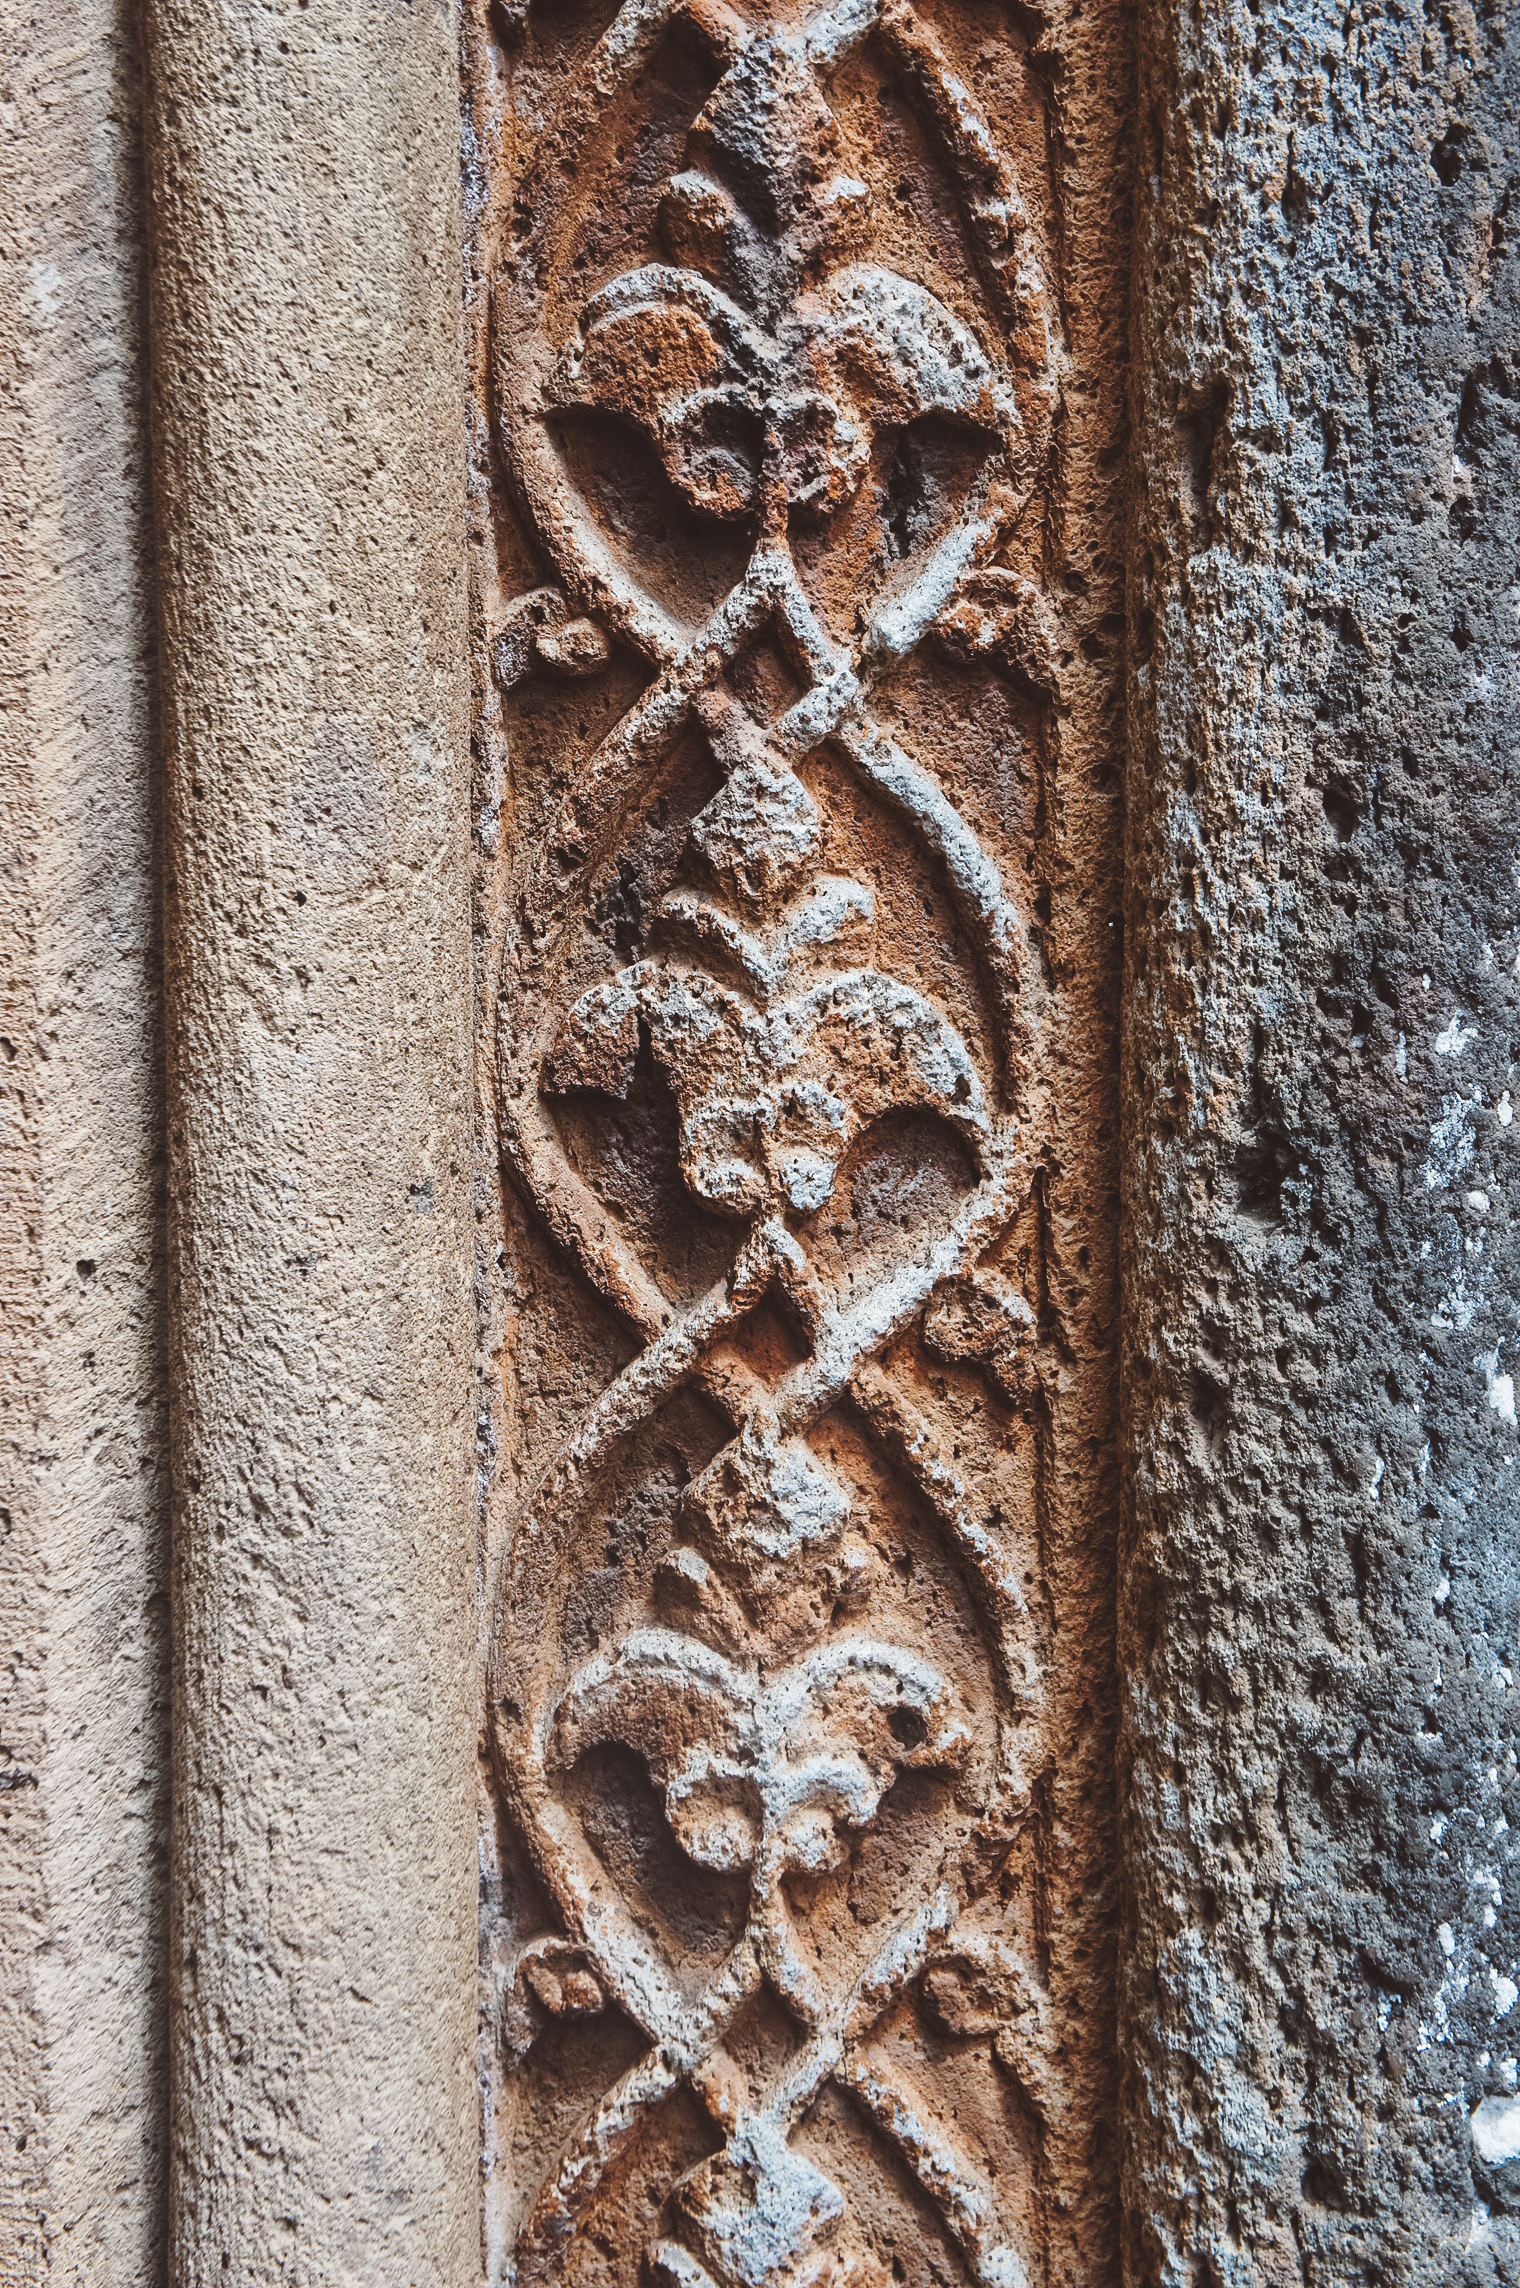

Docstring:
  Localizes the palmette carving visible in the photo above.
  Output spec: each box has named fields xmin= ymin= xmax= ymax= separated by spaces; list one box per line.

xmin=479 ymin=7 xmax=1068 ymax=2284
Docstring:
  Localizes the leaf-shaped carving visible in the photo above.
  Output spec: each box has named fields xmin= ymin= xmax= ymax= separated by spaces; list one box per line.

xmin=808 ymin=266 xmax=1017 ymax=443
xmin=553 ymin=267 xmax=768 ymax=522
xmin=546 ymin=961 xmax=987 ymax=1216
xmin=554 ymin=262 xmax=1016 ymax=530
xmin=552 ymin=1628 xmax=970 ymax=1885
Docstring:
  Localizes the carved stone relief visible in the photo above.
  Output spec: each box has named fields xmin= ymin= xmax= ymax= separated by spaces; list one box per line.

xmin=464 ymin=5 xmax=1127 ymax=2282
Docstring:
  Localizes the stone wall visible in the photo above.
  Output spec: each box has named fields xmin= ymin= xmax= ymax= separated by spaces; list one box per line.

xmin=0 ymin=0 xmax=1515 ymax=2282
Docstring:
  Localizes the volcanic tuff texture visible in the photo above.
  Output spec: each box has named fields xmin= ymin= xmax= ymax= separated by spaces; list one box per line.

xmin=1123 ymin=2 xmax=1520 ymax=2282
xmin=463 ymin=3 xmax=1129 ymax=2283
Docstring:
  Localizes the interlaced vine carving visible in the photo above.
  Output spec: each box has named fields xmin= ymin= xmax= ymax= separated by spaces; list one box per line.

xmin=477 ymin=6 xmax=1079 ymax=2282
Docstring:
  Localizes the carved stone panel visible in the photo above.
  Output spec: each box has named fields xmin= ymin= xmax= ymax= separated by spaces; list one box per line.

xmin=464 ymin=6 xmax=1127 ymax=2282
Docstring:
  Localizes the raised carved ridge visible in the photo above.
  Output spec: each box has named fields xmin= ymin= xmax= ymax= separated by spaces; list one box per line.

xmin=467 ymin=4 xmax=1114 ymax=2281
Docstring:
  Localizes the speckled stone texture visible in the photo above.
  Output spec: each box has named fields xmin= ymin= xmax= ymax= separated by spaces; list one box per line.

xmin=0 ymin=2 xmax=167 ymax=2280
xmin=143 ymin=0 xmax=478 ymax=2279
xmin=7 ymin=0 xmax=1520 ymax=2278
xmin=1123 ymin=2 xmax=1520 ymax=2282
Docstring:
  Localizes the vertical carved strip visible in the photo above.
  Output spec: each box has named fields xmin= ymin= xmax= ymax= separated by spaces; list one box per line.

xmin=467 ymin=6 xmax=1129 ymax=2281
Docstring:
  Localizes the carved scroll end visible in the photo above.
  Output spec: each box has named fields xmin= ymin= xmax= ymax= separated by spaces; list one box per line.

xmin=488 ymin=0 xmax=528 ymax=51
xmin=934 ymin=570 xmax=1063 ymax=699
xmin=493 ymin=583 xmax=611 ymax=690
xmin=500 ymin=1936 xmax=607 ymax=2058
xmin=924 ymin=1266 xmax=1036 ymax=1401
xmin=918 ymin=1931 xmax=1056 ymax=2115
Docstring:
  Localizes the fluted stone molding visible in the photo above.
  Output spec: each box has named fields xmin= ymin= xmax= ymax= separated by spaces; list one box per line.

xmin=1124 ymin=4 xmax=1520 ymax=2281
xmin=142 ymin=3 xmax=477 ymax=2281
xmin=1 ymin=1 xmax=167 ymax=2279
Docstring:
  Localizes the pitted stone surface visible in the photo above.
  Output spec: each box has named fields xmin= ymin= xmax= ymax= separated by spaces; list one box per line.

xmin=1123 ymin=4 xmax=1520 ymax=2282
xmin=0 ymin=5 xmax=167 ymax=2277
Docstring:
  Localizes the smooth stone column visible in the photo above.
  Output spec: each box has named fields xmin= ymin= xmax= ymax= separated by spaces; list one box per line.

xmin=143 ymin=3 xmax=477 ymax=2279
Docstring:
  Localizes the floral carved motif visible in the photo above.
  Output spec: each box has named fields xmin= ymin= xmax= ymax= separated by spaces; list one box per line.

xmin=469 ymin=4 xmax=1110 ymax=2282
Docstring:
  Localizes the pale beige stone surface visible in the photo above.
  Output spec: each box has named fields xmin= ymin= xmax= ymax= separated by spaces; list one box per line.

xmin=143 ymin=0 xmax=478 ymax=2279
xmin=0 ymin=2 xmax=168 ymax=2281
